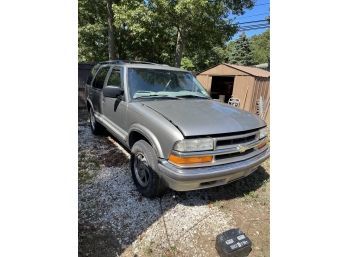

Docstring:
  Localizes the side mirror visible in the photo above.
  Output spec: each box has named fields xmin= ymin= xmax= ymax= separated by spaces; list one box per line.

xmin=103 ymin=86 xmax=124 ymax=98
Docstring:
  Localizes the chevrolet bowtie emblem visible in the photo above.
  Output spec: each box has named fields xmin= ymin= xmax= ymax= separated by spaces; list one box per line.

xmin=238 ymin=145 xmax=248 ymax=153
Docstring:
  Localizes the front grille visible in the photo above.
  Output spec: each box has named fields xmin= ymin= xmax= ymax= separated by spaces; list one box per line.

xmin=215 ymin=148 xmax=254 ymax=160
xmin=216 ymin=135 xmax=256 ymax=148
xmin=212 ymin=130 xmax=264 ymax=165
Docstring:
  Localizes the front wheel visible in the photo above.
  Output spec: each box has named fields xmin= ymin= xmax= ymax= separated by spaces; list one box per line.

xmin=130 ymin=140 xmax=166 ymax=198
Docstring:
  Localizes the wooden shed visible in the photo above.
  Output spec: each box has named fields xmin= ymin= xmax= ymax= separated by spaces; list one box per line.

xmin=196 ymin=63 xmax=270 ymax=124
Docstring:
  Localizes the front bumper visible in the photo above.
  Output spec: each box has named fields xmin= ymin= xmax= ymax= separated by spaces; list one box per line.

xmin=158 ymin=147 xmax=270 ymax=191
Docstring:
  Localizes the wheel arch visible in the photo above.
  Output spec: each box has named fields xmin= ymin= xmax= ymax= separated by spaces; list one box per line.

xmin=128 ymin=124 xmax=164 ymax=158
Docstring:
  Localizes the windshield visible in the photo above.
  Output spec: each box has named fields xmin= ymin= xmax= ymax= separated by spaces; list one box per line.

xmin=127 ymin=68 xmax=210 ymax=100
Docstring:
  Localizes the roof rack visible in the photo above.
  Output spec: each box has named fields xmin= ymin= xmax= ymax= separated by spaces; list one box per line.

xmin=98 ymin=60 xmax=169 ymax=66
xmin=124 ymin=60 xmax=157 ymax=65
xmin=99 ymin=60 xmax=124 ymax=65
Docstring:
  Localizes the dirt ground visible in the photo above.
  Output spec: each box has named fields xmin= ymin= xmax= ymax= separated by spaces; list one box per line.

xmin=78 ymin=110 xmax=270 ymax=257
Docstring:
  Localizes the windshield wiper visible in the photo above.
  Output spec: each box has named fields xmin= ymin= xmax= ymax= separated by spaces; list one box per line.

xmin=133 ymin=94 xmax=179 ymax=100
xmin=177 ymin=95 xmax=209 ymax=99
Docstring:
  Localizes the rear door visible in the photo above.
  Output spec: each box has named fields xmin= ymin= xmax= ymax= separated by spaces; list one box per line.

xmin=102 ymin=66 xmax=128 ymax=139
xmin=90 ymin=65 xmax=110 ymax=114
xmin=85 ymin=64 xmax=100 ymax=100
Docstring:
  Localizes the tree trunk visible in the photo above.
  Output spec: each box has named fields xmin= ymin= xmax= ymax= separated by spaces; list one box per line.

xmin=106 ymin=0 xmax=117 ymax=60
xmin=175 ymin=29 xmax=184 ymax=67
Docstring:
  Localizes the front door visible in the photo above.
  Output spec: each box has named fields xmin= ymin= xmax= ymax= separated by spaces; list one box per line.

xmin=102 ymin=67 xmax=128 ymax=140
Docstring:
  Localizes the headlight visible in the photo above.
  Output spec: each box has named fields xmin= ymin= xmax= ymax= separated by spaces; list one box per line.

xmin=173 ymin=138 xmax=214 ymax=152
xmin=259 ymin=127 xmax=268 ymax=139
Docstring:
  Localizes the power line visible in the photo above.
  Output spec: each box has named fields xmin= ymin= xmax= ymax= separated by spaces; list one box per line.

xmin=236 ymin=12 xmax=269 ymax=19
xmin=238 ymin=25 xmax=269 ymax=32
xmin=239 ymin=28 xmax=269 ymax=32
xmin=254 ymin=0 xmax=270 ymax=3
xmin=254 ymin=2 xmax=270 ymax=7
xmin=239 ymin=25 xmax=269 ymax=30
xmin=239 ymin=23 xmax=270 ymax=28
xmin=236 ymin=19 xmax=269 ymax=25
xmin=229 ymin=2 xmax=270 ymax=32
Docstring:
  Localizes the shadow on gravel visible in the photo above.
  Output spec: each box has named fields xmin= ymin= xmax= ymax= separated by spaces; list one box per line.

xmin=174 ymin=166 xmax=270 ymax=206
xmin=78 ymin=109 xmax=269 ymax=257
xmin=79 ymin=225 xmax=122 ymax=257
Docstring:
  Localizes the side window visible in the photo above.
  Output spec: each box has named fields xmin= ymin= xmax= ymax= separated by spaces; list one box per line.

xmin=92 ymin=67 xmax=109 ymax=89
xmin=107 ymin=69 xmax=122 ymax=88
xmin=86 ymin=64 xmax=100 ymax=85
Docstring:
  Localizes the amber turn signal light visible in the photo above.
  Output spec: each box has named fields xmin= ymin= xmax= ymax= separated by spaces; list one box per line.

xmin=168 ymin=154 xmax=213 ymax=165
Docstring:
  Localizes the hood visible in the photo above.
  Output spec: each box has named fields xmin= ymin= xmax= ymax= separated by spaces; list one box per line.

xmin=142 ymin=99 xmax=265 ymax=136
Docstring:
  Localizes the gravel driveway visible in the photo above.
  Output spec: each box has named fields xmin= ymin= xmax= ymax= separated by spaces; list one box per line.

xmin=78 ymin=113 xmax=270 ymax=257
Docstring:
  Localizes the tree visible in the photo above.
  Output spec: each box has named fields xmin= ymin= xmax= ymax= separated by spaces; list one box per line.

xmin=113 ymin=0 xmax=254 ymax=68
xmin=250 ymin=29 xmax=270 ymax=64
xmin=78 ymin=0 xmax=119 ymax=62
xmin=228 ymin=33 xmax=253 ymax=65
xmin=151 ymin=0 xmax=254 ymax=67
xmin=79 ymin=0 xmax=255 ymax=67
xmin=79 ymin=0 xmax=107 ymax=62
xmin=180 ymin=57 xmax=195 ymax=70
xmin=112 ymin=0 xmax=176 ymax=63
xmin=106 ymin=0 xmax=118 ymax=59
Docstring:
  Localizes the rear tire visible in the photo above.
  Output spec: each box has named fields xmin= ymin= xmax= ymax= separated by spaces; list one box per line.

xmin=130 ymin=140 xmax=166 ymax=198
xmin=89 ymin=107 xmax=104 ymax=135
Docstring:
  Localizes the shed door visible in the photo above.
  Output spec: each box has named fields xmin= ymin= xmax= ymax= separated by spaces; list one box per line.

xmin=210 ymin=76 xmax=235 ymax=103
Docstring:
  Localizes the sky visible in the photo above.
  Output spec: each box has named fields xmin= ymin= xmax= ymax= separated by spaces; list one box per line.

xmin=229 ymin=0 xmax=270 ymax=39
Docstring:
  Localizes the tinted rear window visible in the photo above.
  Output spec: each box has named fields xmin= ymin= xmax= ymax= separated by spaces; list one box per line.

xmin=93 ymin=67 xmax=109 ymax=89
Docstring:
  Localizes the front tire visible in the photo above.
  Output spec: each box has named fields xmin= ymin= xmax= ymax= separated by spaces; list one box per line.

xmin=130 ymin=140 xmax=166 ymax=198
xmin=89 ymin=107 xmax=104 ymax=135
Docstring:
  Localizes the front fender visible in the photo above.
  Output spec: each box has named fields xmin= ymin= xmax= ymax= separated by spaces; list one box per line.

xmin=128 ymin=124 xmax=165 ymax=158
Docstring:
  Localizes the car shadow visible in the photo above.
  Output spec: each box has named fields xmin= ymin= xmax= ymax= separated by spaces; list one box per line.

xmin=173 ymin=166 xmax=269 ymax=206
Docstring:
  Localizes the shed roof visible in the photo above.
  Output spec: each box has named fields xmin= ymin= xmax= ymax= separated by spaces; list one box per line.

xmin=198 ymin=63 xmax=270 ymax=78
xmin=224 ymin=63 xmax=270 ymax=77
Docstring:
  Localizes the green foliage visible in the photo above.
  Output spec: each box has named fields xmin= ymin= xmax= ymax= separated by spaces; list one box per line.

xmin=187 ymin=46 xmax=229 ymax=72
xmin=113 ymin=0 xmax=256 ymax=70
xmin=113 ymin=0 xmax=176 ymax=64
xmin=78 ymin=0 xmax=258 ymax=70
xmin=223 ymin=30 xmax=270 ymax=66
xmin=181 ymin=57 xmax=195 ymax=70
xmin=228 ymin=33 xmax=253 ymax=65
xmin=250 ymin=29 xmax=270 ymax=64
xmin=78 ymin=0 xmax=109 ymax=62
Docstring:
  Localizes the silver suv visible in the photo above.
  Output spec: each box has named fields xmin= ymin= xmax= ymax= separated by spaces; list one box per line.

xmin=86 ymin=60 xmax=269 ymax=198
